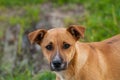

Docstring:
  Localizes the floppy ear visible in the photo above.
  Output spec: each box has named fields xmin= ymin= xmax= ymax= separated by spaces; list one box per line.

xmin=28 ymin=29 xmax=47 ymax=44
xmin=67 ymin=25 xmax=85 ymax=40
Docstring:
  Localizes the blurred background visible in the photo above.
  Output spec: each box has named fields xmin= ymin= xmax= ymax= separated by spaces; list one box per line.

xmin=0 ymin=0 xmax=120 ymax=80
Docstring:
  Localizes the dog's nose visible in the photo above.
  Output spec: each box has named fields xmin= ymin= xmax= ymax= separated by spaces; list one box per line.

xmin=52 ymin=59 xmax=62 ymax=68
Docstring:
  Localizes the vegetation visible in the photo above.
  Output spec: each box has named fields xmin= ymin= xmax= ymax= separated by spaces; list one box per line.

xmin=0 ymin=0 xmax=120 ymax=80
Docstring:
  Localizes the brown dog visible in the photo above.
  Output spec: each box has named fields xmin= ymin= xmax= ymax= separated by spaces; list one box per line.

xmin=28 ymin=25 xmax=120 ymax=80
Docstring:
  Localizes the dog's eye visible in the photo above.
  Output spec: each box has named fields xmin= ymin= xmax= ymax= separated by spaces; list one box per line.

xmin=46 ymin=44 xmax=53 ymax=51
xmin=63 ymin=43 xmax=70 ymax=49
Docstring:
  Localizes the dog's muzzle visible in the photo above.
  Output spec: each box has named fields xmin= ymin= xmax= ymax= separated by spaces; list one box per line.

xmin=50 ymin=55 xmax=67 ymax=71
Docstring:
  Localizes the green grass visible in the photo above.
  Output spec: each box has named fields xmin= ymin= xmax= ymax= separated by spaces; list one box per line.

xmin=0 ymin=0 xmax=45 ymax=7
xmin=0 ymin=0 xmax=120 ymax=80
xmin=0 ymin=65 xmax=55 ymax=80
xmin=63 ymin=0 xmax=120 ymax=41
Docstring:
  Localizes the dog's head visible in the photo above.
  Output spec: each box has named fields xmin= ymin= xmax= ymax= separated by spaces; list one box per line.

xmin=28 ymin=25 xmax=85 ymax=71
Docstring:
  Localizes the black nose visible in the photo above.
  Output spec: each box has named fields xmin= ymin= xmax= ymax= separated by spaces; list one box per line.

xmin=52 ymin=59 xmax=62 ymax=68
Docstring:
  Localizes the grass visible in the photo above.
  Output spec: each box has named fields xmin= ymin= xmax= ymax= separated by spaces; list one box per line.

xmin=0 ymin=0 xmax=45 ymax=7
xmin=0 ymin=0 xmax=120 ymax=80
xmin=0 ymin=64 xmax=55 ymax=80
xmin=63 ymin=0 xmax=120 ymax=41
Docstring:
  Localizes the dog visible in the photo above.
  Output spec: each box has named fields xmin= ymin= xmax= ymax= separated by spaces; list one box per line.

xmin=28 ymin=25 xmax=120 ymax=80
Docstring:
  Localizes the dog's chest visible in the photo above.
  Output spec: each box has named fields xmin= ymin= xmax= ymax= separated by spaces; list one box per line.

xmin=56 ymin=72 xmax=65 ymax=80
xmin=58 ymin=74 xmax=64 ymax=80
xmin=56 ymin=72 xmax=75 ymax=80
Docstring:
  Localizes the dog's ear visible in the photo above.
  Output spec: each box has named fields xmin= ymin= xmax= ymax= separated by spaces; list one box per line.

xmin=67 ymin=25 xmax=85 ymax=40
xmin=28 ymin=29 xmax=47 ymax=44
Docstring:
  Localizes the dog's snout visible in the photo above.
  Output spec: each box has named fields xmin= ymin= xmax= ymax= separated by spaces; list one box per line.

xmin=52 ymin=59 xmax=62 ymax=68
xmin=50 ymin=53 xmax=67 ymax=71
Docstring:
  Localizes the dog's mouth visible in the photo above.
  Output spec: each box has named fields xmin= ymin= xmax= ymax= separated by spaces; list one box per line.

xmin=50 ymin=62 xmax=67 ymax=72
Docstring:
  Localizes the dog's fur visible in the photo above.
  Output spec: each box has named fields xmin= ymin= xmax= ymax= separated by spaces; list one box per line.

xmin=28 ymin=25 xmax=120 ymax=80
